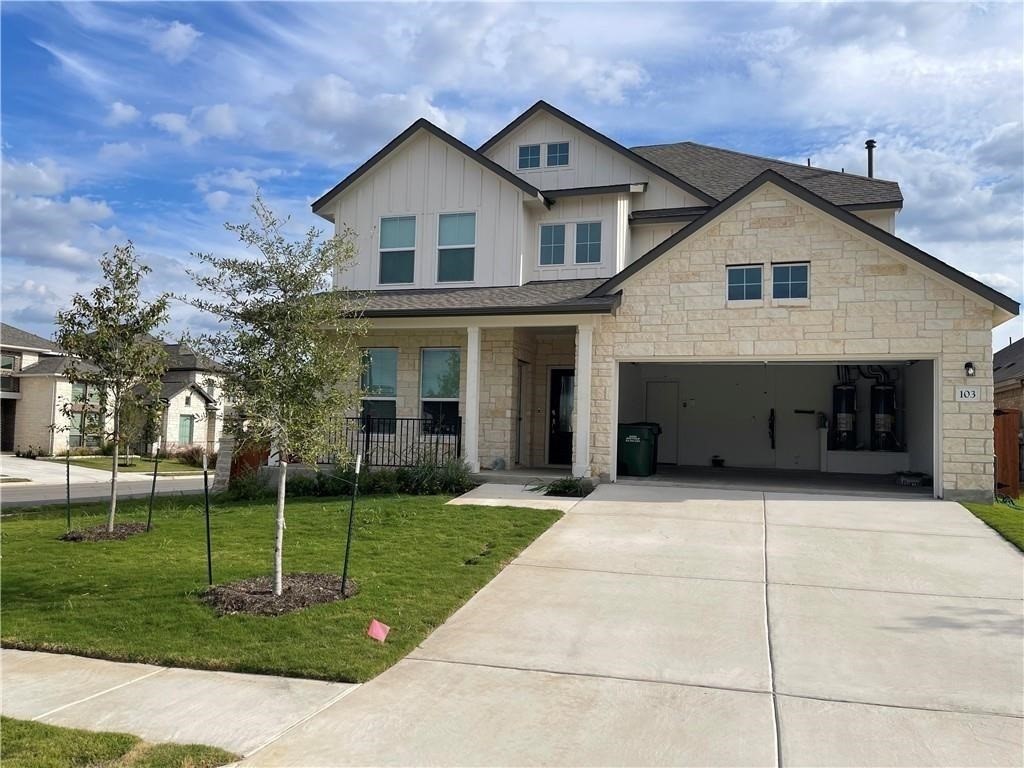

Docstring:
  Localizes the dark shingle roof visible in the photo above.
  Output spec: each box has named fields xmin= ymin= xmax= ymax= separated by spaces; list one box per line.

xmin=356 ymin=279 xmax=618 ymax=318
xmin=17 ymin=356 xmax=99 ymax=376
xmin=995 ymin=338 xmax=1024 ymax=385
xmin=631 ymin=142 xmax=904 ymax=208
xmin=1 ymin=323 xmax=62 ymax=353
xmin=164 ymin=343 xmax=223 ymax=373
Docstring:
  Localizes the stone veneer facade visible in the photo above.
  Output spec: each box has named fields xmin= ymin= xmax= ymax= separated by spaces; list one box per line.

xmin=586 ymin=182 xmax=997 ymax=501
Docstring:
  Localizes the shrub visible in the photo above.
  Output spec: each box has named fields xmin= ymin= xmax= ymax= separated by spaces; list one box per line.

xmin=171 ymin=445 xmax=218 ymax=468
xmin=285 ymin=473 xmax=319 ymax=498
xmin=533 ymin=476 xmax=592 ymax=498
xmin=223 ymin=467 xmax=271 ymax=501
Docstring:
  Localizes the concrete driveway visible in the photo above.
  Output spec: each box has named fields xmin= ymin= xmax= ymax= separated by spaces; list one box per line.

xmin=241 ymin=484 xmax=1019 ymax=765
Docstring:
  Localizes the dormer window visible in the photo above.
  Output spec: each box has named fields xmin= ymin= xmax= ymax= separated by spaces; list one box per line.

xmin=518 ymin=145 xmax=541 ymax=169
xmin=547 ymin=142 xmax=569 ymax=167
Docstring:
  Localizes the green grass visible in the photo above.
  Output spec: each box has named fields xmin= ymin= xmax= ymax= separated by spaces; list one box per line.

xmin=1 ymin=493 xmax=559 ymax=682
xmin=0 ymin=477 xmax=30 ymax=483
xmin=963 ymin=497 xmax=1024 ymax=551
xmin=0 ymin=717 xmax=237 ymax=768
xmin=42 ymin=457 xmax=203 ymax=474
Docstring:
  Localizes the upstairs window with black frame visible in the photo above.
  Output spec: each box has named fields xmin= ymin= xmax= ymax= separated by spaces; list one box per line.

xmin=360 ymin=348 xmax=398 ymax=432
xmin=772 ymin=263 xmax=809 ymax=299
xmin=420 ymin=348 xmax=460 ymax=434
xmin=727 ymin=265 xmax=763 ymax=301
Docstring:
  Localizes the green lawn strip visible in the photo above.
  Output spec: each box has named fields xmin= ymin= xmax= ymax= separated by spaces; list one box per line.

xmin=0 ymin=477 xmax=30 ymax=483
xmin=40 ymin=457 xmax=203 ymax=474
xmin=962 ymin=498 xmax=1024 ymax=551
xmin=1 ymin=494 xmax=559 ymax=682
xmin=0 ymin=717 xmax=237 ymax=768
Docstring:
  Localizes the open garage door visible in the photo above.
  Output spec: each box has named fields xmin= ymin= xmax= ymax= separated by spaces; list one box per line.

xmin=617 ymin=360 xmax=936 ymax=495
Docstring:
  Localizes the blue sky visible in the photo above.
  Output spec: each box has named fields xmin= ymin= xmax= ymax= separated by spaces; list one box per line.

xmin=2 ymin=2 xmax=1022 ymax=347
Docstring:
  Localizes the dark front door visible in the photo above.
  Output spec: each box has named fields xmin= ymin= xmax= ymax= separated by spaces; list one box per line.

xmin=1 ymin=399 xmax=15 ymax=452
xmin=548 ymin=368 xmax=574 ymax=465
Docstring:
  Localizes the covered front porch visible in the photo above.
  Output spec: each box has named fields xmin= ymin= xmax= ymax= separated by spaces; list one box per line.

xmin=356 ymin=314 xmax=598 ymax=477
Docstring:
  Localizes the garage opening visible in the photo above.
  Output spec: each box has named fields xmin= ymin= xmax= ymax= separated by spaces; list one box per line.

xmin=616 ymin=360 xmax=935 ymax=495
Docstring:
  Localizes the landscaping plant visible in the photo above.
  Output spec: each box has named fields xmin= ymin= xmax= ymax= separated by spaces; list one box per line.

xmin=180 ymin=194 xmax=366 ymax=596
xmin=55 ymin=242 xmax=169 ymax=533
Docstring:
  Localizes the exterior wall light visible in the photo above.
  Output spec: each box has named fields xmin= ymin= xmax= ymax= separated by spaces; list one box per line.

xmin=964 ymin=362 xmax=976 ymax=377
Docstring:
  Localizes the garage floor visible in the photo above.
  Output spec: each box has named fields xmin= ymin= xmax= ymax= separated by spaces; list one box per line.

xmin=242 ymin=484 xmax=1022 ymax=767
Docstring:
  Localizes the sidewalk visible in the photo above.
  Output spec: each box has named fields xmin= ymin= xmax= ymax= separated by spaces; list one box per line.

xmin=0 ymin=649 xmax=357 ymax=757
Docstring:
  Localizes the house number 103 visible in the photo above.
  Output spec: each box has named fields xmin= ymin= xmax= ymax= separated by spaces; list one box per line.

xmin=955 ymin=387 xmax=980 ymax=401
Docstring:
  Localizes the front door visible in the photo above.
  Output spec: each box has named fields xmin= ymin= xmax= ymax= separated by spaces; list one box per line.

xmin=549 ymin=368 xmax=574 ymax=465
xmin=0 ymin=400 xmax=15 ymax=452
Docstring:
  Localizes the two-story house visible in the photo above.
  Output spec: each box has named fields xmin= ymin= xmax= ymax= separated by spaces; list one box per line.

xmin=312 ymin=101 xmax=1018 ymax=502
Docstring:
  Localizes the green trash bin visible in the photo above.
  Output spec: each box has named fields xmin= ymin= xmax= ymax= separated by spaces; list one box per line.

xmin=627 ymin=422 xmax=662 ymax=468
xmin=617 ymin=423 xmax=661 ymax=477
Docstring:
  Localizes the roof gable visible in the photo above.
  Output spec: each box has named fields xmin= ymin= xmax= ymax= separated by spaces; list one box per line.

xmin=478 ymin=101 xmax=718 ymax=205
xmin=1 ymin=323 xmax=62 ymax=353
xmin=312 ymin=119 xmax=544 ymax=216
xmin=592 ymin=169 xmax=1019 ymax=317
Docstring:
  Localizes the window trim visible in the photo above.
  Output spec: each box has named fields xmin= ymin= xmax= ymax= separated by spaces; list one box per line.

xmin=726 ymin=263 xmax=764 ymax=303
xmin=539 ymin=223 xmax=566 ymax=266
xmin=516 ymin=141 xmax=573 ymax=171
xmin=771 ymin=261 xmax=810 ymax=302
xmin=360 ymin=347 xmax=399 ymax=432
xmin=574 ymin=221 xmax=602 ymax=265
xmin=546 ymin=141 xmax=570 ymax=167
xmin=436 ymin=212 xmax=476 ymax=284
xmin=517 ymin=144 xmax=541 ymax=169
xmin=536 ymin=219 xmax=602 ymax=268
xmin=420 ymin=347 xmax=461 ymax=434
xmin=378 ymin=215 xmax=417 ymax=286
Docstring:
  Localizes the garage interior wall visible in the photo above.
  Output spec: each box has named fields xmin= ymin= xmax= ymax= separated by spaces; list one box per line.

xmin=618 ymin=361 xmax=933 ymax=474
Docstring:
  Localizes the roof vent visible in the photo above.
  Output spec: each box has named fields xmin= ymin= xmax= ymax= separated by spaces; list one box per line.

xmin=865 ymin=139 xmax=877 ymax=178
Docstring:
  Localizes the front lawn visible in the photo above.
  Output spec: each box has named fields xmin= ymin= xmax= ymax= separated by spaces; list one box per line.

xmin=1 ymin=717 xmax=237 ymax=768
xmin=963 ymin=497 xmax=1024 ymax=551
xmin=42 ymin=456 xmax=203 ymax=474
xmin=1 ymin=493 xmax=559 ymax=682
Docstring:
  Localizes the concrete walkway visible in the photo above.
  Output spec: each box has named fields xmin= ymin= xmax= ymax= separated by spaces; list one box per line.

xmin=246 ymin=484 xmax=1023 ymax=767
xmin=3 ymin=485 xmax=1021 ymax=765
xmin=1 ymin=649 xmax=357 ymax=756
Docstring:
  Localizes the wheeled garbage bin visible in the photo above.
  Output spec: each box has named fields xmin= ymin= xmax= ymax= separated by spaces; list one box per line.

xmin=617 ymin=422 xmax=661 ymax=477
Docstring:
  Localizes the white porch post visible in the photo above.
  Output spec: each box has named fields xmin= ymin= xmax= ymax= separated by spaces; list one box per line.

xmin=573 ymin=324 xmax=594 ymax=478
xmin=464 ymin=325 xmax=481 ymax=472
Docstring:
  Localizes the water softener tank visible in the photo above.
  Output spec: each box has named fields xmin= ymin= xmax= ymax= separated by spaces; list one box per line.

xmin=832 ymin=384 xmax=856 ymax=450
xmin=870 ymin=384 xmax=897 ymax=451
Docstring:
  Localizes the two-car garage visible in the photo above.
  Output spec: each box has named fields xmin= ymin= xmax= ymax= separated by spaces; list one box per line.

xmin=616 ymin=358 xmax=937 ymax=493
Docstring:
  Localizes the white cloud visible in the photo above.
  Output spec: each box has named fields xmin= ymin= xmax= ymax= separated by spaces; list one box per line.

xmin=149 ymin=20 xmax=201 ymax=64
xmin=98 ymin=142 xmax=145 ymax=163
xmin=200 ymin=104 xmax=238 ymax=138
xmin=204 ymin=190 xmax=231 ymax=210
xmin=1 ymin=158 xmax=68 ymax=196
xmin=106 ymin=100 xmax=141 ymax=125
xmin=195 ymin=167 xmax=289 ymax=194
xmin=151 ymin=112 xmax=201 ymax=145
xmin=1 ymin=190 xmax=119 ymax=270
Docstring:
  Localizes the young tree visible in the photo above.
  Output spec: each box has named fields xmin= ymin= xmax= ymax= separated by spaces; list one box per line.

xmin=182 ymin=195 xmax=366 ymax=596
xmin=55 ymin=243 xmax=169 ymax=532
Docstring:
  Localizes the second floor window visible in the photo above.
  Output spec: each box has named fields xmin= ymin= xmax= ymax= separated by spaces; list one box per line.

xmin=518 ymin=144 xmax=541 ymax=169
xmin=547 ymin=142 xmax=569 ymax=166
xmin=575 ymin=222 xmax=601 ymax=264
xmin=438 ymin=213 xmax=475 ymax=282
xmin=379 ymin=216 xmax=416 ymax=284
xmin=727 ymin=265 xmax=763 ymax=301
xmin=540 ymin=224 xmax=565 ymax=265
xmin=1 ymin=353 xmax=17 ymax=392
xmin=773 ymin=263 xmax=809 ymax=299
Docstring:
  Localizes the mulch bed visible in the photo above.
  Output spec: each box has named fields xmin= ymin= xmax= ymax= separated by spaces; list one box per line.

xmin=201 ymin=573 xmax=358 ymax=616
xmin=59 ymin=522 xmax=148 ymax=542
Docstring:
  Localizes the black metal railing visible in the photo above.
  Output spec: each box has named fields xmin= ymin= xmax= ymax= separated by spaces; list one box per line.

xmin=320 ymin=416 xmax=462 ymax=468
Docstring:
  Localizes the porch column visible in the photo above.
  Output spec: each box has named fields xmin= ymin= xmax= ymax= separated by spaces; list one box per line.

xmin=573 ymin=324 xmax=593 ymax=478
xmin=464 ymin=325 xmax=481 ymax=472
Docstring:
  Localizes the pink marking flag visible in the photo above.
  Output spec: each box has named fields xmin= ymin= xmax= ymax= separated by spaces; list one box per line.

xmin=367 ymin=618 xmax=390 ymax=643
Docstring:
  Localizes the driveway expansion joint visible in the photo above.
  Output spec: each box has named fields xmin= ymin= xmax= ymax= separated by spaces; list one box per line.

xmin=761 ymin=492 xmax=783 ymax=768
xmin=774 ymin=691 xmax=1024 ymax=720
xmin=242 ymin=684 xmax=361 ymax=758
xmin=770 ymin=580 xmax=1023 ymax=602
xmin=511 ymin=560 xmax=765 ymax=585
xmin=32 ymin=666 xmax=168 ymax=721
xmin=767 ymin=521 xmax=994 ymax=540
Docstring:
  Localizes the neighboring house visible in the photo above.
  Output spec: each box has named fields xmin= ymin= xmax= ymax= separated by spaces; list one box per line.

xmin=0 ymin=323 xmax=104 ymax=454
xmin=138 ymin=342 xmax=227 ymax=455
xmin=994 ymin=338 xmax=1023 ymax=414
xmin=326 ymin=101 xmax=1010 ymax=499
xmin=0 ymin=324 xmax=227 ymax=455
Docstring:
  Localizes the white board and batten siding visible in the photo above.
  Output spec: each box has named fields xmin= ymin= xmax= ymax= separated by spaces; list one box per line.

xmin=481 ymin=111 xmax=706 ymax=211
xmin=332 ymin=130 xmax=526 ymax=292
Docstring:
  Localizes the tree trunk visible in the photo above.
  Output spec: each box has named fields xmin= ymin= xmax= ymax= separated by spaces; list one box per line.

xmin=274 ymin=456 xmax=288 ymax=596
xmin=108 ymin=408 xmax=120 ymax=533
